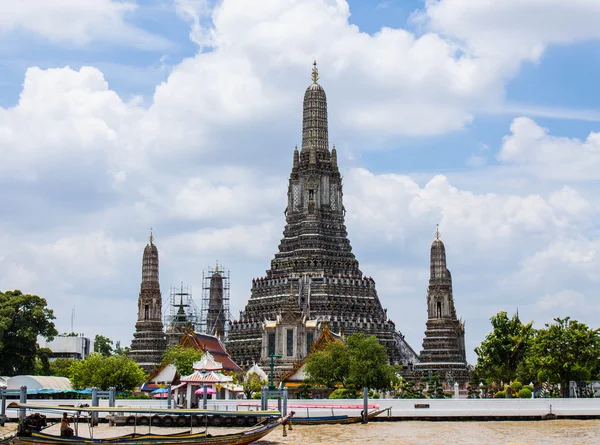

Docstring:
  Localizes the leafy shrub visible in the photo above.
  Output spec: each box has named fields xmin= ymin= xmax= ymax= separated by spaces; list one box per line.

xmin=510 ymin=382 xmax=523 ymax=392
xmin=494 ymin=390 xmax=506 ymax=398
xmin=518 ymin=388 xmax=532 ymax=399
xmin=373 ymin=393 xmax=380 ymax=399
xmin=329 ymin=389 xmax=349 ymax=399
xmin=252 ymin=392 xmax=261 ymax=400
xmin=523 ymin=385 xmax=534 ymax=392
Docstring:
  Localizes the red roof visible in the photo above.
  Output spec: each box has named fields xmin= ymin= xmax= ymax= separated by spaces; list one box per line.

xmin=180 ymin=331 xmax=241 ymax=373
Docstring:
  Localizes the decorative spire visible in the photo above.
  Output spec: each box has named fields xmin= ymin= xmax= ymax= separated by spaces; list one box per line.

xmin=141 ymin=231 xmax=160 ymax=291
xmin=302 ymin=60 xmax=328 ymax=152
xmin=293 ymin=145 xmax=299 ymax=169
xmin=331 ymin=144 xmax=337 ymax=168
xmin=435 ymin=224 xmax=440 ymax=240
xmin=215 ymin=261 xmax=219 ymax=273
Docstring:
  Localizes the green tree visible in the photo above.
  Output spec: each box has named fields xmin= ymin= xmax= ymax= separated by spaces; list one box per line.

xmin=346 ymin=333 xmax=397 ymax=391
xmin=162 ymin=345 xmax=203 ymax=376
xmin=49 ymin=358 xmax=76 ymax=378
xmin=528 ymin=317 xmax=600 ymax=398
xmin=70 ymin=353 xmax=146 ymax=391
xmin=0 ymin=290 xmax=58 ymax=375
xmin=305 ymin=333 xmax=397 ymax=391
xmin=241 ymin=373 xmax=265 ymax=399
xmin=474 ymin=311 xmax=535 ymax=384
xmin=35 ymin=348 xmax=53 ymax=375
xmin=305 ymin=340 xmax=349 ymax=388
xmin=296 ymin=380 xmax=312 ymax=399
xmin=94 ymin=335 xmax=114 ymax=357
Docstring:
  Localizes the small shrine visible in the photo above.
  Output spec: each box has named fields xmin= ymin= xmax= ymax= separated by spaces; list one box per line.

xmin=173 ymin=352 xmax=242 ymax=407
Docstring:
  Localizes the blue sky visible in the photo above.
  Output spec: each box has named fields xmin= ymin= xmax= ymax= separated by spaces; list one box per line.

xmin=1 ymin=0 xmax=600 ymax=365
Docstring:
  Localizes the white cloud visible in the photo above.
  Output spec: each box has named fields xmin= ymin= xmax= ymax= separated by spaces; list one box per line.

xmin=420 ymin=0 xmax=600 ymax=61
xmin=536 ymin=290 xmax=587 ymax=312
xmin=344 ymin=168 xmax=591 ymax=253
xmin=0 ymin=0 xmax=169 ymax=49
xmin=498 ymin=117 xmax=600 ymax=180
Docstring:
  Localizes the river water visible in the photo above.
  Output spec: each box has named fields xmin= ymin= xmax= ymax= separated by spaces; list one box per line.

xmin=268 ymin=420 xmax=600 ymax=445
xmin=2 ymin=420 xmax=599 ymax=444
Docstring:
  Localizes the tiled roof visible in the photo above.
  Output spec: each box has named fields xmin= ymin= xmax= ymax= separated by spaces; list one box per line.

xmin=181 ymin=371 xmax=232 ymax=383
xmin=180 ymin=331 xmax=241 ymax=372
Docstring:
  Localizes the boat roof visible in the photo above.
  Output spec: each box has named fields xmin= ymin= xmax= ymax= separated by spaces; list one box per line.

xmin=7 ymin=402 xmax=279 ymax=417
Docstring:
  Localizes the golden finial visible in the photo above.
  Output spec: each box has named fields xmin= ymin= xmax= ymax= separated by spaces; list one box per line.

xmin=435 ymin=224 xmax=440 ymax=240
xmin=311 ymin=60 xmax=319 ymax=84
xmin=215 ymin=261 xmax=219 ymax=273
xmin=149 ymin=228 xmax=154 ymax=245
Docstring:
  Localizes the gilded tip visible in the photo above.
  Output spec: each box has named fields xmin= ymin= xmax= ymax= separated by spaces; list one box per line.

xmin=149 ymin=228 xmax=154 ymax=245
xmin=311 ymin=60 xmax=319 ymax=84
xmin=435 ymin=224 xmax=440 ymax=240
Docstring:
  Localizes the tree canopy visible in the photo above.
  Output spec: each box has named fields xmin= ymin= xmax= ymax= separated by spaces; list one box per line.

xmin=528 ymin=317 xmax=600 ymax=397
xmin=0 ymin=290 xmax=58 ymax=375
xmin=70 ymin=353 xmax=146 ymax=391
xmin=474 ymin=311 xmax=534 ymax=384
xmin=305 ymin=333 xmax=397 ymax=392
xmin=162 ymin=345 xmax=203 ymax=376
xmin=93 ymin=335 xmax=114 ymax=357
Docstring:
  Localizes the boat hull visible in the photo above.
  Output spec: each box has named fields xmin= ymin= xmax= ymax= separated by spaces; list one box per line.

xmin=10 ymin=415 xmax=292 ymax=445
xmin=292 ymin=408 xmax=388 ymax=426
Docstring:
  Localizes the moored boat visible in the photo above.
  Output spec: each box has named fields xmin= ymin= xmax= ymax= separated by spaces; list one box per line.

xmin=6 ymin=403 xmax=293 ymax=445
xmin=292 ymin=408 xmax=389 ymax=425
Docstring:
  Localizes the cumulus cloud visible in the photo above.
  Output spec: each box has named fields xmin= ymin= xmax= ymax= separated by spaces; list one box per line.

xmin=0 ymin=0 xmax=169 ymax=49
xmin=498 ymin=117 xmax=600 ymax=180
xmin=420 ymin=0 xmax=600 ymax=61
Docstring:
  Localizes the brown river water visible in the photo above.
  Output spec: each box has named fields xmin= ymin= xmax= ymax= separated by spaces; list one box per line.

xmin=2 ymin=420 xmax=600 ymax=445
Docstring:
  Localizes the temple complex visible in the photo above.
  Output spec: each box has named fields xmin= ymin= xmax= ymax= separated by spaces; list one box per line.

xmin=413 ymin=226 xmax=469 ymax=383
xmin=129 ymin=232 xmax=167 ymax=373
xmin=226 ymin=62 xmax=417 ymax=372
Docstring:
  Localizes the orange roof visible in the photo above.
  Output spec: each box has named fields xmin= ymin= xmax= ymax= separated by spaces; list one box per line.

xmin=180 ymin=330 xmax=241 ymax=372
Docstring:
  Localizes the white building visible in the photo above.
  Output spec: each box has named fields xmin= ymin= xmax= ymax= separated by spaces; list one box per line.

xmin=37 ymin=334 xmax=91 ymax=360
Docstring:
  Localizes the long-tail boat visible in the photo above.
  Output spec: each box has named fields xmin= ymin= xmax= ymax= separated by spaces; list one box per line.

xmin=291 ymin=407 xmax=389 ymax=425
xmin=6 ymin=403 xmax=293 ymax=445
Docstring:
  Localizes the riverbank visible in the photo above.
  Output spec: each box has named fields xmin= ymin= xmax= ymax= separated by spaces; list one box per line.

xmin=3 ymin=419 xmax=600 ymax=444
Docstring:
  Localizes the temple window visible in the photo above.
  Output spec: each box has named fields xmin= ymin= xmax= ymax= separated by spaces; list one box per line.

xmin=287 ymin=329 xmax=294 ymax=356
xmin=268 ymin=333 xmax=276 ymax=356
xmin=306 ymin=332 xmax=314 ymax=355
xmin=436 ymin=301 xmax=442 ymax=318
xmin=144 ymin=304 xmax=149 ymax=321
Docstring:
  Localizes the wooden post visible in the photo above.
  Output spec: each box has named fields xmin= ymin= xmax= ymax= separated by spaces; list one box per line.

xmin=167 ymin=386 xmax=172 ymax=409
xmin=282 ymin=387 xmax=288 ymax=417
xmin=202 ymin=385 xmax=208 ymax=410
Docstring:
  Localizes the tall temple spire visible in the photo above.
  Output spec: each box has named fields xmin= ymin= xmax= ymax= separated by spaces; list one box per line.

xmin=414 ymin=231 xmax=468 ymax=383
xmin=207 ymin=265 xmax=226 ymax=339
xmin=302 ymin=61 xmax=328 ymax=153
xmin=129 ymin=232 xmax=167 ymax=372
xmin=226 ymin=62 xmax=417 ymax=370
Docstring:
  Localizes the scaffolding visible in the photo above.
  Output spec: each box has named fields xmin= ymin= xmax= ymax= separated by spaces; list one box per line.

xmin=201 ymin=264 xmax=231 ymax=337
xmin=163 ymin=283 xmax=201 ymax=335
